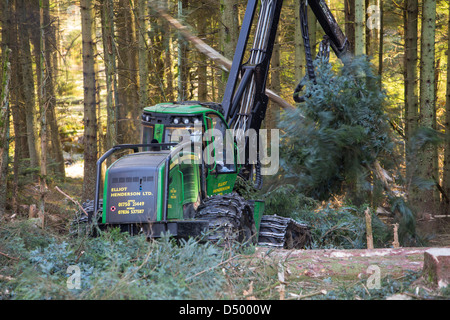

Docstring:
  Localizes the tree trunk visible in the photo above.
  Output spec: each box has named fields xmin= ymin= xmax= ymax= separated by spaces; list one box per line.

xmin=443 ymin=2 xmax=450 ymax=213
xmin=308 ymin=6 xmax=317 ymax=58
xmin=39 ymin=0 xmax=48 ymax=221
xmin=148 ymin=6 xmax=166 ymax=104
xmin=267 ymin=31 xmax=281 ymax=130
xmin=80 ymin=0 xmax=98 ymax=201
xmin=0 ymin=45 xmax=11 ymax=216
xmin=294 ymin=0 xmax=305 ymax=85
xmin=8 ymin=0 xmax=25 ymax=213
xmin=219 ymin=0 xmax=239 ymax=98
xmin=404 ymin=0 xmax=418 ymax=186
xmin=100 ymin=0 xmax=118 ymax=165
xmin=17 ymin=0 xmax=40 ymax=174
xmin=196 ymin=0 xmax=208 ymax=102
xmin=0 ymin=0 xmax=11 ymax=216
xmin=417 ymin=0 xmax=437 ymax=216
xmin=177 ymin=0 xmax=190 ymax=101
xmin=137 ymin=0 xmax=149 ymax=109
xmin=43 ymin=0 xmax=65 ymax=178
xmin=354 ymin=0 xmax=365 ymax=56
xmin=116 ymin=0 xmax=139 ymax=144
xmin=378 ymin=0 xmax=383 ymax=83
xmin=163 ymin=1 xmax=174 ymax=102
xmin=345 ymin=0 xmax=355 ymax=54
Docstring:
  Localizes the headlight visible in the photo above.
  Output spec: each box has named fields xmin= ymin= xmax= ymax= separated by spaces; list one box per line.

xmin=173 ymin=117 xmax=180 ymax=124
xmin=182 ymin=117 xmax=190 ymax=125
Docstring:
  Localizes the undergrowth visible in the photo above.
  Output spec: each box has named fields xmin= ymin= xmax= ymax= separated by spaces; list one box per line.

xmin=0 ymin=220 xmax=244 ymax=300
xmin=262 ymin=184 xmax=393 ymax=249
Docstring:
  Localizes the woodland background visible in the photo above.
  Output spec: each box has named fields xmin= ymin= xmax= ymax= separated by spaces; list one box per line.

xmin=0 ymin=0 xmax=449 ymax=245
xmin=1 ymin=0 xmax=450 ymax=301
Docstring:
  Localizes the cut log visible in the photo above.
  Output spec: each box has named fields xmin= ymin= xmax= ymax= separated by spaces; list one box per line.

xmin=392 ymin=223 xmax=400 ymax=248
xmin=28 ymin=204 xmax=37 ymax=219
xmin=422 ymin=248 xmax=450 ymax=289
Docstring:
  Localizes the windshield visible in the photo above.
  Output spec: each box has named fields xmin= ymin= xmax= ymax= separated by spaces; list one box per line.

xmin=164 ymin=126 xmax=203 ymax=144
xmin=142 ymin=124 xmax=154 ymax=144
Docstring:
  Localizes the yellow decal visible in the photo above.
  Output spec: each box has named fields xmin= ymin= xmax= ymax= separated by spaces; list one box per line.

xmin=213 ymin=185 xmax=231 ymax=193
xmin=111 ymin=191 xmax=142 ymax=197
xmin=111 ymin=187 xmax=127 ymax=192
xmin=113 ymin=199 xmax=145 ymax=215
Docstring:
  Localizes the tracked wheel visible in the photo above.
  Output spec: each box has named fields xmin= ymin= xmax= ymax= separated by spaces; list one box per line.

xmin=257 ymin=215 xmax=312 ymax=249
xmin=195 ymin=193 xmax=257 ymax=247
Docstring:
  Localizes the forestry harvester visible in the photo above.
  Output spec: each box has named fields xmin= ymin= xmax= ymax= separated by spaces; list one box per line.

xmin=74 ymin=0 xmax=350 ymax=248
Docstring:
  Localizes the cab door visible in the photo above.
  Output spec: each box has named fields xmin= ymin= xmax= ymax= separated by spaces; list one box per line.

xmin=203 ymin=113 xmax=237 ymax=196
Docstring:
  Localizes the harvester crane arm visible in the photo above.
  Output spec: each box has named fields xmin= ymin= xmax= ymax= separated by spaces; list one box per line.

xmin=220 ymin=0 xmax=350 ymax=186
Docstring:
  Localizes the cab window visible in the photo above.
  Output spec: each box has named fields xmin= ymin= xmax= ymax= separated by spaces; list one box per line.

xmin=205 ymin=113 xmax=236 ymax=174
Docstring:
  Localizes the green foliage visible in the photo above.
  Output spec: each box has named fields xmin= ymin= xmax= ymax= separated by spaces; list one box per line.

xmin=322 ymin=270 xmax=421 ymax=300
xmin=262 ymin=184 xmax=318 ymax=218
xmin=262 ymin=185 xmax=391 ymax=249
xmin=0 ymin=222 xmax=230 ymax=300
xmin=233 ymin=175 xmax=259 ymax=200
xmin=281 ymin=56 xmax=391 ymax=201
xmin=296 ymin=204 xmax=391 ymax=249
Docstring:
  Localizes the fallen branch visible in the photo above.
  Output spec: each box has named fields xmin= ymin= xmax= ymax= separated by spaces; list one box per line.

xmin=185 ymin=254 xmax=241 ymax=281
xmin=288 ymin=290 xmax=326 ymax=300
xmin=55 ymin=186 xmax=88 ymax=216
xmin=0 ymin=251 xmax=18 ymax=261
xmin=152 ymin=7 xmax=296 ymax=112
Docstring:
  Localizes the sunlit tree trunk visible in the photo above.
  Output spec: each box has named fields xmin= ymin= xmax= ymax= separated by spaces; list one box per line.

xmin=163 ymin=0 xmax=174 ymax=101
xmin=294 ymin=0 xmax=305 ymax=85
xmin=354 ymin=0 xmax=365 ymax=56
xmin=80 ymin=0 xmax=98 ymax=201
xmin=43 ymin=0 xmax=65 ymax=178
xmin=17 ymin=0 xmax=40 ymax=174
xmin=404 ymin=0 xmax=418 ymax=186
xmin=8 ymin=0 xmax=25 ymax=213
xmin=443 ymin=2 xmax=450 ymax=213
xmin=0 ymin=1 xmax=11 ymax=215
xmin=417 ymin=0 xmax=438 ymax=216
xmin=100 ymin=0 xmax=118 ymax=165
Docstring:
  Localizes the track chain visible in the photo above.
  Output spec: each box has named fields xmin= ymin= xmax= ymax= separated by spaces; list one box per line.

xmin=258 ymin=215 xmax=312 ymax=249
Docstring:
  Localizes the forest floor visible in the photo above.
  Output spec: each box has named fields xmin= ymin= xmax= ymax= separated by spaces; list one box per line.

xmin=5 ymin=159 xmax=449 ymax=300
xmin=251 ymin=246 xmax=447 ymax=300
